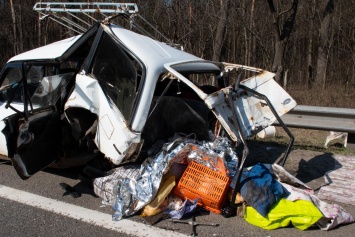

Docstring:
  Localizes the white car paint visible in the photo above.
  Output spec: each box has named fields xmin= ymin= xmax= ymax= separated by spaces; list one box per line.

xmin=8 ymin=35 xmax=81 ymax=62
xmin=0 ymin=103 xmax=24 ymax=157
xmin=164 ymin=61 xmax=297 ymax=142
xmin=64 ymin=74 xmax=140 ymax=165
xmin=0 ymin=20 xmax=296 ymax=172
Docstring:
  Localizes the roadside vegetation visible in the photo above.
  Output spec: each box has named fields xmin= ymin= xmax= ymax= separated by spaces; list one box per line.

xmin=1 ymin=0 xmax=354 ymax=108
xmin=1 ymin=1 xmax=354 ymax=152
xmin=259 ymin=127 xmax=355 ymax=156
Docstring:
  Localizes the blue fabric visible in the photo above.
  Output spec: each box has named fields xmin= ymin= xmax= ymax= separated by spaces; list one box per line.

xmin=167 ymin=199 xmax=200 ymax=219
xmin=240 ymin=163 xmax=289 ymax=217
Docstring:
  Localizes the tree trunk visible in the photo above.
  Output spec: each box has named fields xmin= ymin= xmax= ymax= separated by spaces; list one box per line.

xmin=212 ymin=0 xmax=230 ymax=62
xmin=267 ymin=0 xmax=298 ymax=84
xmin=9 ymin=0 xmax=17 ymax=54
xmin=273 ymin=39 xmax=284 ymax=84
xmin=18 ymin=0 xmax=23 ymax=53
xmin=248 ymin=0 xmax=255 ymax=66
xmin=315 ymin=0 xmax=335 ymax=88
xmin=242 ymin=0 xmax=248 ymax=65
xmin=306 ymin=0 xmax=316 ymax=89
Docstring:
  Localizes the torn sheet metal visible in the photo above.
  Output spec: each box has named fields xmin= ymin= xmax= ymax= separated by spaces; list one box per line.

xmin=205 ymin=72 xmax=297 ymax=141
xmin=64 ymin=74 xmax=141 ymax=165
xmin=0 ymin=103 xmax=24 ymax=157
xmin=164 ymin=62 xmax=297 ymax=143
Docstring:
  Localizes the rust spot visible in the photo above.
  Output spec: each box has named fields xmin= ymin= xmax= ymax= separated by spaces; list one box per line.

xmin=260 ymin=101 xmax=267 ymax=107
xmin=250 ymin=116 xmax=254 ymax=121
xmin=0 ymin=153 xmax=10 ymax=160
xmin=210 ymin=93 xmax=219 ymax=98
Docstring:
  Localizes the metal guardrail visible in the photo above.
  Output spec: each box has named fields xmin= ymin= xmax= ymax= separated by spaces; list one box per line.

xmin=274 ymin=105 xmax=355 ymax=133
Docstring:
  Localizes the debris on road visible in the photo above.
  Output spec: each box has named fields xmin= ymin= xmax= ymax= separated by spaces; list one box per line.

xmin=318 ymin=155 xmax=355 ymax=205
xmin=171 ymin=215 xmax=219 ymax=237
xmin=59 ymin=182 xmax=81 ymax=198
xmin=93 ymin=137 xmax=354 ymax=231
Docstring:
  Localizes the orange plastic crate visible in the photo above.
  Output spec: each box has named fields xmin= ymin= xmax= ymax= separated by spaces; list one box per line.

xmin=174 ymin=161 xmax=231 ymax=214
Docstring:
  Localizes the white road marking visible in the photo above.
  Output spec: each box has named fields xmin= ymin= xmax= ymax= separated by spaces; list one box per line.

xmin=0 ymin=185 xmax=185 ymax=237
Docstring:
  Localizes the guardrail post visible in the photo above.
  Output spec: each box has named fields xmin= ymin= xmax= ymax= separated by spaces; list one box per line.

xmin=348 ymin=133 xmax=355 ymax=151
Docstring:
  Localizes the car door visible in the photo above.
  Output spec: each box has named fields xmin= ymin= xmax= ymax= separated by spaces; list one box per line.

xmin=0 ymin=63 xmax=76 ymax=179
xmin=0 ymin=23 xmax=102 ymax=179
xmin=164 ymin=61 xmax=297 ymax=142
xmin=64 ymin=30 xmax=143 ymax=166
xmin=0 ymin=63 xmax=23 ymax=158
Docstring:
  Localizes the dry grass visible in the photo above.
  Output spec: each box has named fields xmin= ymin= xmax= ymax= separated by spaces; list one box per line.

xmin=287 ymin=84 xmax=355 ymax=108
xmin=259 ymin=83 xmax=355 ymax=155
xmin=262 ymin=127 xmax=355 ymax=156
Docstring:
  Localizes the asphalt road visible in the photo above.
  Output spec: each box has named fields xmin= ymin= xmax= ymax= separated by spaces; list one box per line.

xmin=0 ymin=149 xmax=354 ymax=237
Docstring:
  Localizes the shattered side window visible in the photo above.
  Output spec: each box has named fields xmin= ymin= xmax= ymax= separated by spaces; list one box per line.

xmin=30 ymin=72 xmax=74 ymax=107
xmin=26 ymin=65 xmax=44 ymax=100
xmin=91 ymin=32 xmax=138 ymax=121
xmin=0 ymin=65 xmax=22 ymax=103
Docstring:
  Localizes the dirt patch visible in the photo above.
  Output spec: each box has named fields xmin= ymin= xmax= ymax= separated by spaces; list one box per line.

xmin=242 ymin=126 xmax=355 ymax=192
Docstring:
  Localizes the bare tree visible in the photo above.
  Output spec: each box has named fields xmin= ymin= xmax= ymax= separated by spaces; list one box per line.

xmin=9 ymin=0 xmax=18 ymax=55
xmin=0 ymin=0 xmax=355 ymax=107
xmin=212 ymin=0 xmax=231 ymax=62
xmin=307 ymin=0 xmax=316 ymax=89
xmin=266 ymin=0 xmax=298 ymax=84
xmin=315 ymin=0 xmax=335 ymax=88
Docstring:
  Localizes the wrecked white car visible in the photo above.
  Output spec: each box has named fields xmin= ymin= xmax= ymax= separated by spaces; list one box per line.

xmin=0 ymin=2 xmax=296 ymax=180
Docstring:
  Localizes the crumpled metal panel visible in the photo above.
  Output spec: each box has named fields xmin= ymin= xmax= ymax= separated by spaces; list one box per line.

xmin=205 ymin=73 xmax=297 ymax=141
xmin=64 ymin=74 xmax=141 ymax=165
xmin=164 ymin=62 xmax=296 ymax=143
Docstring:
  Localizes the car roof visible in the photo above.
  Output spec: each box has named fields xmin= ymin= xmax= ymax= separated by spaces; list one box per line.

xmin=7 ymin=23 xmax=219 ymax=72
xmin=8 ymin=35 xmax=82 ymax=62
xmin=108 ymin=25 xmax=201 ymax=67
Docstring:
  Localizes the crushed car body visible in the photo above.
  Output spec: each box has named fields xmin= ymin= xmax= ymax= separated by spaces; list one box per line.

xmin=0 ymin=2 xmax=296 ymax=180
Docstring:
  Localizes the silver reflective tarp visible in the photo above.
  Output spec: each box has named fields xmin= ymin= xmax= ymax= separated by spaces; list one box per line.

xmin=93 ymin=136 xmax=239 ymax=220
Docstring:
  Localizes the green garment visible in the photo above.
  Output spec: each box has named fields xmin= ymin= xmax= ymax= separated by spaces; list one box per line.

xmin=244 ymin=199 xmax=323 ymax=230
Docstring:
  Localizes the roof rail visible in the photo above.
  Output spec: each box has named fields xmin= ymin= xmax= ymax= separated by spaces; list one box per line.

xmin=33 ymin=2 xmax=139 ymax=34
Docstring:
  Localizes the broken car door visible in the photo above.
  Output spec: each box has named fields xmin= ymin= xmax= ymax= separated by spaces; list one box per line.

xmin=164 ymin=62 xmax=297 ymax=142
xmin=1 ymin=63 xmax=74 ymax=179
xmin=64 ymin=30 xmax=143 ymax=165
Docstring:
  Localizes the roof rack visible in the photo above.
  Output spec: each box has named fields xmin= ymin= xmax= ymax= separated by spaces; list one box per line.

xmin=33 ymin=2 xmax=179 ymax=49
xmin=33 ymin=2 xmax=138 ymax=14
xmin=33 ymin=2 xmax=138 ymax=34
